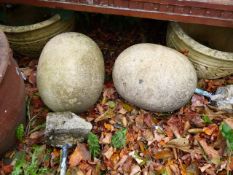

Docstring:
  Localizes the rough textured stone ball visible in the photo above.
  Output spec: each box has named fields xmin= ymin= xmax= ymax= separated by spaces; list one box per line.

xmin=113 ymin=43 xmax=197 ymax=112
xmin=37 ymin=32 xmax=104 ymax=113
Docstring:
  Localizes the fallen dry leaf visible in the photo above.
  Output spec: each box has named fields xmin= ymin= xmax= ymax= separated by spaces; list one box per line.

xmin=199 ymin=163 xmax=212 ymax=172
xmin=104 ymin=123 xmax=114 ymax=131
xmin=143 ymin=129 xmax=154 ymax=143
xmin=203 ymin=124 xmax=218 ymax=136
xmin=166 ymin=138 xmax=190 ymax=152
xmin=228 ymin=157 xmax=233 ymax=171
xmin=191 ymin=94 xmax=207 ymax=110
xmin=122 ymin=102 xmax=133 ymax=112
xmin=96 ymin=104 xmax=105 ymax=114
xmin=29 ymin=130 xmax=44 ymax=139
xmin=110 ymin=153 xmax=120 ymax=166
xmin=129 ymin=151 xmax=145 ymax=165
xmin=31 ymin=96 xmax=44 ymax=109
xmin=135 ymin=114 xmax=144 ymax=128
xmin=103 ymin=146 xmax=114 ymax=159
xmin=190 ymin=114 xmax=205 ymax=127
xmin=69 ymin=144 xmax=91 ymax=167
xmin=95 ymin=109 xmax=115 ymax=122
xmin=28 ymin=71 xmax=37 ymax=86
xmin=86 ymin=169 xmax=92 ymax=175
xmin=78 ymin=161 xmax=93 ymax=173
xmin=143 ymin=114 xmax=154 ymax=128
xmin=206 ymin=79 xmax=225 ymax=92
xmin=153 ymin=130 xmax=165 ymax=143
xmin=154 ymin=150 xmax=173 ymax=160
xmin=100 ymin=132 xmax=112 ymax=144
xmin=76 ymin=170 xmax=85 ymax=175
xmin=130 ymin=164 xmax=141 ymax=175
xmin=102 ymin=87 xmax=116 ymax=104
xmin=180 ymin=49 xmax=189 ymax=56
xmin=169 ymin=163 xmax=180 ymax=175
xmin=2 ymin=164 xmax=13 ymax=174
xmin=114 ymin=154 xmax=128 ymax=169
xmin=197 ymin=138 xmax=220 ymax=165
xmin=118 ymin=107 xmax=127 ymax=115
xmin=121 ymin=116 xmax=128 ymax=127
xmin=50 ymin=148 xmax=60 ymax=167
xmin=20 ymin=67 xmax=33 ymax=77
xmin=167 ymin=116 xmax=184 ymax=138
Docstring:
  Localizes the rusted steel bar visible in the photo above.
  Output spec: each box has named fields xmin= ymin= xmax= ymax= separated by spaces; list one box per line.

xmin=0 ymin=0 xmax=233 ymax=27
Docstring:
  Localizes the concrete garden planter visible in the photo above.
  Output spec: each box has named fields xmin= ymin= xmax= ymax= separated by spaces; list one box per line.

xmin=167 ymin=22 xmax=233 ymax=79
xmin=0 ymin=31 xmax=25 ymax=155
xmin=0 ymin=5 xmax=75 ymax=57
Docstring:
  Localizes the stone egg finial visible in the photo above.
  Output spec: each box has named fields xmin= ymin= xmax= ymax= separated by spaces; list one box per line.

xmin=37 ymin=32 xmax=105 ymax=113
xmin=113 ymin=43 xmax=197 ymax=112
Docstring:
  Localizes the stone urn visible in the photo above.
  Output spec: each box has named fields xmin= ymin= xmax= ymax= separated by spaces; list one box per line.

xmin=0 ymin=4 xmax=75 ymax=57
xmin=0 ymin=31 xmax=25 ymax=155
xmin=167 ymin=22 xmax=233 ymax=79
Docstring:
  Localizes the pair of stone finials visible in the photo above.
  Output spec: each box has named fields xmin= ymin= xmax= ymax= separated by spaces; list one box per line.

xmin=37 ymin=32 xmax=197 ymax=114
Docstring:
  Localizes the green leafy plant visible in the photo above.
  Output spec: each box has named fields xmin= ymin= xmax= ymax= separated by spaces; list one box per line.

xmin=107 ymin=101 xmax=116 ymax=109
xmin=220 ymin=121 xmax=233 ymax=175
xmin=12 ymin=146 xmax=50 ymax=175
xmin=162 ymin=170 xmax=169 ymax=175
xmin=88 ymin=132 xmax=100 ymax=158
xmin=202 ymin=115 xmax=212 ymax=124
xmin=11 ymin=152 xmax=25 ymax=175
xmin=111 ymin=128 xmax=127 ymax=149
xmin=16 ymin=123 xmax=25 ymax=141
xmin=220 ymin=122 xmax=233 ymax=150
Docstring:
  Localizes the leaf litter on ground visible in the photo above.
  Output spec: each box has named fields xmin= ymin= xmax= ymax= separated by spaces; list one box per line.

xmin=2 ymin=15 xmax=233 ymax=175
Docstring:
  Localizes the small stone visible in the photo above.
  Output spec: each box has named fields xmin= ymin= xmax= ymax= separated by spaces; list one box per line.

xmin=45 ymin=112 xmax=92 ymax=147
xmin=211 ymin=85 xmax=233 ymax=113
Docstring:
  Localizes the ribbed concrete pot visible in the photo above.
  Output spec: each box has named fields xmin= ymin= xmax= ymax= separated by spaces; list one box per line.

xmin=167 ymin=22 xmax=233 ymax=79
xmin=0 ymin=5 xmax=75 ymax=57
xmin=0 ymin=31 xmax=25 ymax=155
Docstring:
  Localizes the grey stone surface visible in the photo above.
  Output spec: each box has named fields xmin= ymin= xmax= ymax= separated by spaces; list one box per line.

xmin=113 ymin=43 xmax=197 ymax=112
xmin=45 ymin=112 xmax=92 ymax=147
xmin=211 ymin=85 xmax=233 ymax=113
xmin=37 ymin=32 xmax=104 ymax=113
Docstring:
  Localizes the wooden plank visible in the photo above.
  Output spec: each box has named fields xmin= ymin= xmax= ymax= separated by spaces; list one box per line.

xmin=131 ymin=0 xmax=233 ymax=11
xmin=0 ymin=0 xmax=233 ymax=28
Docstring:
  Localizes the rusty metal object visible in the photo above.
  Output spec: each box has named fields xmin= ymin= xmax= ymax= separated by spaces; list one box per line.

xmin=0 ymin=31 xmax=25 ymax=155
xmin=1 ymin=0 xmax=233 ymax=28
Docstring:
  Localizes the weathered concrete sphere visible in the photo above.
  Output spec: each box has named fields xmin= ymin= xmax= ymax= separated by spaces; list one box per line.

xmin=113 ymin=44 xmax=197 ymax=112
xmin=37 ymin=32 xmax=104 ymax=113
